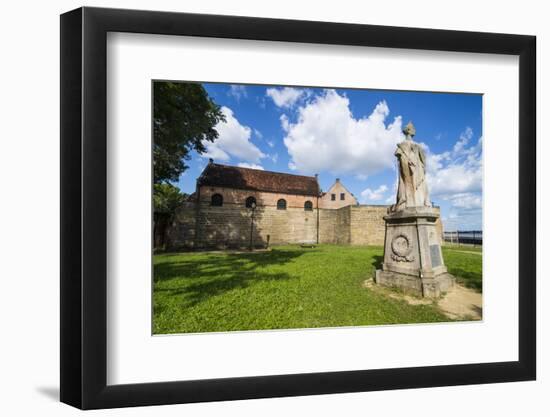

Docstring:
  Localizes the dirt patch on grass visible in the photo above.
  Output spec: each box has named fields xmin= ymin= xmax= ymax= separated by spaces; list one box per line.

xmin=363 ymin=279 xmax=482 ymax=320
xmin=438 ymin=284 xmax=482 ymax=320
xmin=362 ymin=279 xmax=433 ymax=306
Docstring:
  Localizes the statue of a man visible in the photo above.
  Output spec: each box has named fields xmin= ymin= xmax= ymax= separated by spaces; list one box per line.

xmin=390 ymin=122 xmax=431 ymax=212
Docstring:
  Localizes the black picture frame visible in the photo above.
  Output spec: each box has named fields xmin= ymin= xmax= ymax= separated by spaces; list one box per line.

xmin=60 ymin=6 xmax=536 ymax=410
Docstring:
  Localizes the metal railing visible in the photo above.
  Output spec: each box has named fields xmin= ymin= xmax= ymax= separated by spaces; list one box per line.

xmin=443 ymin=230 xmax=482 ymax=246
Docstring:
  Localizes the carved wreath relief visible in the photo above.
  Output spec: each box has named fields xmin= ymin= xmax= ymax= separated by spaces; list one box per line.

xmin=390 ymin=233 xmax=415 ymax=262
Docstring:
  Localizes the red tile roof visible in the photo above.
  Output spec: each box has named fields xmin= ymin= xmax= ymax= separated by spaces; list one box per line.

xmin=198 ymin=163 xmax=320 ymax=196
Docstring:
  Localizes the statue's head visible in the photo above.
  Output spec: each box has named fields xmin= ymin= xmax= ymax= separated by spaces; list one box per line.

xmin=403 ymin=121 xmax=416 ymax=140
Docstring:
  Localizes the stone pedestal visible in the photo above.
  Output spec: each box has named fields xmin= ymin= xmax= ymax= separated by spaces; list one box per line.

xmin=375 ymin=207 xmax=454 ymax=298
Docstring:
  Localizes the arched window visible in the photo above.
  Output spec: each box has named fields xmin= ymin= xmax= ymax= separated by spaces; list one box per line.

xmin=304 ymin=201 xmax=313 ymax=211
xmin=277 ymin=199 xmax=287 ymax=210
xmin=211 ymin=193 xmax=223 ymax=206
xmin=245 ymin=196 xmax=257 ymax=208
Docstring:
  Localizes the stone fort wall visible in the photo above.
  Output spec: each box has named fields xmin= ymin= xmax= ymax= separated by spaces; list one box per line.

xmin=166 ymin=189 xmax=442 ymax=249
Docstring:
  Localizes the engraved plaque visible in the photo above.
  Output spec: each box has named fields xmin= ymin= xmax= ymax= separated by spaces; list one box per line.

xmin=430 ymin=244 xmax=442 ymax=267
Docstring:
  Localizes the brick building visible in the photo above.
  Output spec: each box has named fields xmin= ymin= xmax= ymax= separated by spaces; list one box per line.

xmin=166 ymin=160 xmax=442 ymax=249
xmin=320 ymin=178 xmax=358 ymax=209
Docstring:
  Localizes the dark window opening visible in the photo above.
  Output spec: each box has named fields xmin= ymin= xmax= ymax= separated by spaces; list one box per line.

xmin=277 ymin=199 xmax=287 ymax=210
xmin=211 ymin=193 xmax=223 ymax=206
xmin=304 ymin=201 xmax=313 ymax=211
xmin=245 ymin=196 xmax=257 ymax=208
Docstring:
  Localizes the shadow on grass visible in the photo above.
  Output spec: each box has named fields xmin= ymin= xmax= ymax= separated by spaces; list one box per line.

xmin=154 ymin=249 xmax=305 ymax=307
xmin=447 ymin=267 xmax=482 ymax=292
xmin=471 ymin=304 xmax=483 ymax=318
xmin=371 ymin=255 xmax=383 ymax=271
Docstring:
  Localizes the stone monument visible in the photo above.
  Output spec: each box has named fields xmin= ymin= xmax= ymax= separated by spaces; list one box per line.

xmin=375 ymin=122 xmax=455 ymax=297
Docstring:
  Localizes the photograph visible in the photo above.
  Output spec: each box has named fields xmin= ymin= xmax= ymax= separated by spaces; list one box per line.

xmin=152 ymin=81 xmax=483 ymax=334
xmin=0 ymin=0 xmax=542 ymax=414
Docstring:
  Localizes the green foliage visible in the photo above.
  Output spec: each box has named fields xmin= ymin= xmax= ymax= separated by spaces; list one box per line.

xmin=153 ymin=81 xmax=225 ymax=183
xmin=153 ymin=183 xmax=185 ymax=214
xmin=152 ymin=245 xmax=471 ymax=334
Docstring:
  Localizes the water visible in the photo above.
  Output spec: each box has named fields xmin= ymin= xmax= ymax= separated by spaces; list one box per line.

xmin=443 ymin=230 xmax=483 ymax=245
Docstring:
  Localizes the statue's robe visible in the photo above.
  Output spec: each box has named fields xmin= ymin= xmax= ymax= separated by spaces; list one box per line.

xmin=392 ymin=139 xmax=430 ymax=211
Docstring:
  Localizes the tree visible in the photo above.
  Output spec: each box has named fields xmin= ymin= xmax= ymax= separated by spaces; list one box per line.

xmin=153 ymin=183 xmax=186 ymax=249
xmin=153 ymin=183 xmax=185 ymax=214
xmin=153 ymin=81 xmax=225 ymax=184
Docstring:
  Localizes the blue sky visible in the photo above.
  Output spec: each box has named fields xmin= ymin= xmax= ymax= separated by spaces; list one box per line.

xmin=175 ymin=83 xmax=482 ymax=230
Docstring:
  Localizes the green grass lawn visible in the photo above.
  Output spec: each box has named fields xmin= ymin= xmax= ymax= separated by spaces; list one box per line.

xmin=442 ymin=246 xmax=483 ymax=291
xmin=153 ymin=245 xmax=482 ymax=334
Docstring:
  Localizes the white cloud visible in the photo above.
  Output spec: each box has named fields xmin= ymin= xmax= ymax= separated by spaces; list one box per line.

xmin=237 ymin=162 xmax=264 ymax=170
xmin=253 ymin=129 xmax=263 ymax=139
xmin=266 ymin=87 xmax=306 ymax=108
xmin=282 ymin=90 xmax=404 ymax=176
xmin=228 ymin=85 xmax=247 ymax=101
xmin=442 ymin=205 xmax=482 ymax=231
xmin=424 ymin=127 xmax=483 ymax=230
xmin=453 ymin=126 xmax=473 ymax=154
xmin=280 ymin=114 xmax=290 ymax=131
xmin=202 ymin=144 xmax=230 ymax=161
xmin=257 ymin=97 xmax=267 ymax=109
xmin=442 ymin=192 xmax=482 ymax=210
xmin=428 ymin=164 xmax=482 ymax=196
xmin=203 ymin=106 xmax=265 ymax=163
xmin=425 ymin=129 xmax=482 ymax=197
xmin=360 ymin=184 xmax=388 ymax=203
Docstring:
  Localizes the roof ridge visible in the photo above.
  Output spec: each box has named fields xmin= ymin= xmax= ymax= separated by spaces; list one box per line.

xmin=327 ymin=179 xmax=355 ymax=196
xmin=200 ymin=163 xmax=320 ymax=196
xmin=212 ymin=162 xmax=317 ymax=179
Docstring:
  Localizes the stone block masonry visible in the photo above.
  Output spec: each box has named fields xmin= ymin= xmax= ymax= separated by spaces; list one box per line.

xmin=318 ymin=205 xmax=350 ymax=244
xmin=195 ymin=202 xmax=318 ymax=248
xmin=350 ymin=206 xmax=387 ymax=245
xmin=319 ymin=205 xmax=427 ymax=246
xmin=167 ymin=199 xmax=442 ymax=250
xmin=164 ymin=162 xmax=442 ymax=250
xmin=167 ymin=161 xmax=441 ymax=249
xmin=166 ymin=201 xmax=196 ymax=248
